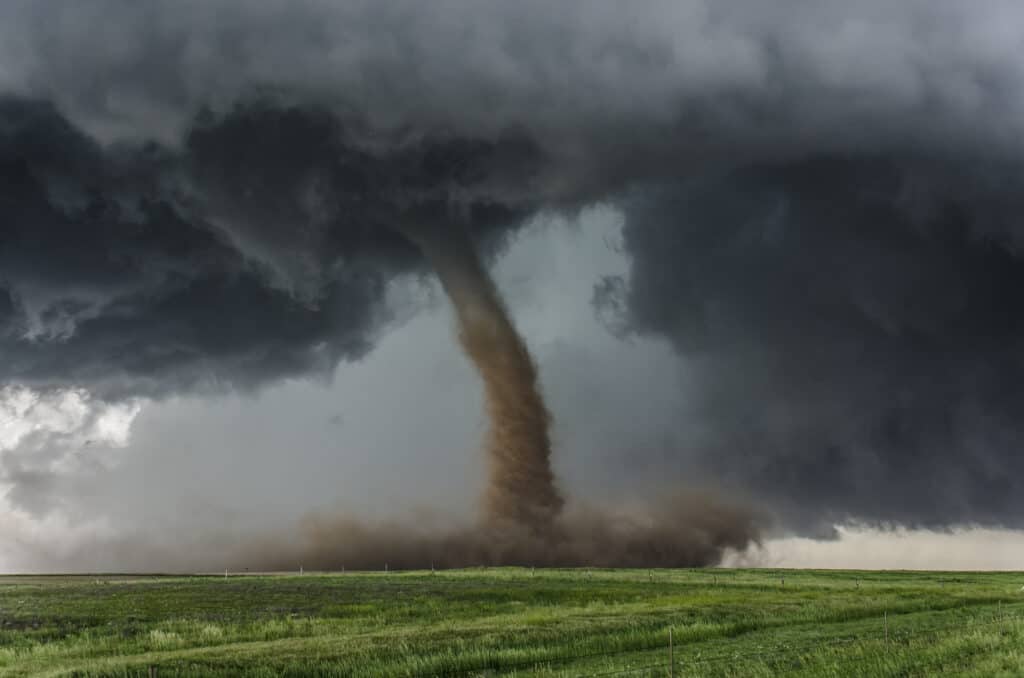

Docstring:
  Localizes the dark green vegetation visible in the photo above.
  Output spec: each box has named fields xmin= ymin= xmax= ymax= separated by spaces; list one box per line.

xmin=0 ymin=568 xmax=1022 ymax=676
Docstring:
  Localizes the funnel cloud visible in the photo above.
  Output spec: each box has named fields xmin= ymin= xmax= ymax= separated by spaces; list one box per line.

xmin=411 ymin=223 xmax=563 ymax=530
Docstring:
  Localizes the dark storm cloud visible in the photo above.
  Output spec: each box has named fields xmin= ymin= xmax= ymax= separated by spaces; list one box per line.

xmin=0 ymin=98 xmax=369 ymax=398
xmin=0 ymin=96 xmax=538 ymax=399
xmin=604 ymin=157 xmax=1024 ymax=531
xmin=3 ymin=1 xmax=1024 ymax=532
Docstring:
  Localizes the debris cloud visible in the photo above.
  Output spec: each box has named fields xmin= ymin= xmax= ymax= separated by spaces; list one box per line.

xmin=11 ymin=494 xmax=759 ymax=572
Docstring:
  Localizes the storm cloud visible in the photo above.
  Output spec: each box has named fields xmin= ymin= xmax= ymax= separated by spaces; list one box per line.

xmin=3 ymin=0 xmax=1024 ymax=543
xmin=605 ymin=157 xmax=1024 ymax=532
xmin=0 ymin=95 xmax=540 ymax=399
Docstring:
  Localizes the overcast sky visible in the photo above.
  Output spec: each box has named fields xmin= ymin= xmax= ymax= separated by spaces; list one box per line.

xmin=3 ymin=1 xmax=1024 ymax=570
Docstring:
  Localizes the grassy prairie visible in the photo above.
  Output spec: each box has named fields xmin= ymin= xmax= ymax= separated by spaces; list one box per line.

xmin=0 ymin=568 xmax=1022 ymax=676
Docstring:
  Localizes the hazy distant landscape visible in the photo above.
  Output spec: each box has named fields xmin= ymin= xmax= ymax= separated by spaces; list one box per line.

xmin=1 ymin=568 xmax=1022 ymax=676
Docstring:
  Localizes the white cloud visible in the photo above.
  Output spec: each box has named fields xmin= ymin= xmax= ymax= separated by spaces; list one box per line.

xmin=0 ymin=386 xmax=140 ymax=453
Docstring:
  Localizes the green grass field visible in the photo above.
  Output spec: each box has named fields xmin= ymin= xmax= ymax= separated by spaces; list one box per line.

xmin=0 ymin=568 xmax=1022 ymax=676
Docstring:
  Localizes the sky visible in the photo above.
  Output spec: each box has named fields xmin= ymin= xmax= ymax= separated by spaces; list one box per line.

xmin=3 ymin=1 xmax=1024 ymax=570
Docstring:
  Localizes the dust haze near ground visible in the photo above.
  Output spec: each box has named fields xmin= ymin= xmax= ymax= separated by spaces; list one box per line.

xmin=14 ymin=494 xmax=759 ymax=572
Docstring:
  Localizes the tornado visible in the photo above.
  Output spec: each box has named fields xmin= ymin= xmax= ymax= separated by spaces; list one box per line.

xmin=407 ymin=222 xmax=564 ymax=531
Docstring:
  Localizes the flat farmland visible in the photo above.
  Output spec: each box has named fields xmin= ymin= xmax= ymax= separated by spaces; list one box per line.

xmin=0 ymin=568 xmax=1022 ymax=677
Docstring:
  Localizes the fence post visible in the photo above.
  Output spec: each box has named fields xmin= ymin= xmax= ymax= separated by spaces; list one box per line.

xmin=669 ymin=627 xmax=674 ymax=678
xmin=884 ymin=611 xmax=888 ymax=644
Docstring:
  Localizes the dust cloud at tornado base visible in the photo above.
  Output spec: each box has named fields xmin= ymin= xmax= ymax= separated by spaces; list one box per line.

xmin=23 ymin=496 xmax=759 ymax=572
